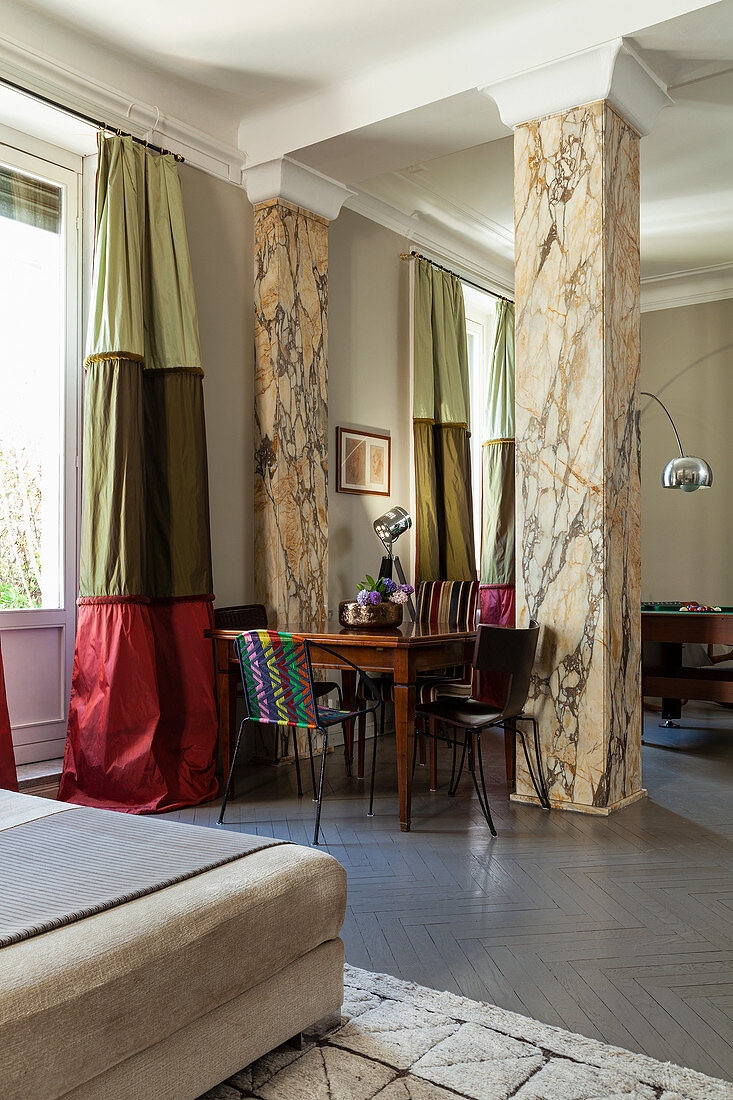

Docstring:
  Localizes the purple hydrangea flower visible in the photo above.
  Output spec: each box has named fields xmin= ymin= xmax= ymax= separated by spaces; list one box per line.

xmin=357 ymin=589 xmax=370 ymax=605
xmin=389 ymin=589 xmax=409 ymax=605
xmin=398 ymin=583 xmax=414 ymax=595
xmin=382 ymin=578 xmax=398 ymax=595
xmin=368 ymin=590 xmax=382 ymax=605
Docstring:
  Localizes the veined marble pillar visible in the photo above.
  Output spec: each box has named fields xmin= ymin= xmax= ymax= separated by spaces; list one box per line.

xmin=246 ymin=159 xmax=352 ymax=761
xmin=484 ymin=42 xmax=671 ymax=813
xmin=514 ymin=101 xmax=642 ymax=812
xmin=253 ymin=198 xmax=329 ymax=626
xmin=247 ymin=158 xmax=352 ymax=628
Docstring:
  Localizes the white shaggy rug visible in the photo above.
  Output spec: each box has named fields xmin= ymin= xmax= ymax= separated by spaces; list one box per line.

xmin=202 ymin=965 xmax=733 ymax=1100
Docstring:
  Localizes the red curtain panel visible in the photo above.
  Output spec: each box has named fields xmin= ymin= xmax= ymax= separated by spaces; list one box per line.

xmin=0 ymin=639 xmax=18 ymax=791
xmin=474 ymin=583 xmax=516 ymax=706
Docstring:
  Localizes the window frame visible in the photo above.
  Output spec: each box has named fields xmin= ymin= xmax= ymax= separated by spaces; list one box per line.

xmin=0 ymin=125 xmax=82 ymax=762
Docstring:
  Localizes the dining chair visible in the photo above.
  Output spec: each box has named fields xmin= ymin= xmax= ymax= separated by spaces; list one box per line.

xmin=218 ymin=629 xmax=383 ymax=844
xmin=358 ymin=580 xmax=479 ymax=786
xmin=213 ymin=603 xmax=346 ymax=771
xmin=414 ymin=620 xmax=550 ymax=835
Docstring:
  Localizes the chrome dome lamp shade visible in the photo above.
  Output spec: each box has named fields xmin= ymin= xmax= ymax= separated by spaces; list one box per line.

xmin=641 ymin=391 xmax=713 ymax=493
xmin=373 ymin=507 xmax=416 ymax=621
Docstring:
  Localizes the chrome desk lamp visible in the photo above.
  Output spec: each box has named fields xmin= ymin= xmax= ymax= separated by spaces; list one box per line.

xmin=374 ymin=507 xmax=416 ymax=621
xmin=640 ymin=391 xmax=713 ymax=492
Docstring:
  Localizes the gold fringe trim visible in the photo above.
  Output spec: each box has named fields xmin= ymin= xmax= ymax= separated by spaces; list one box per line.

xmin=412 ymin=418 xmax=469 ymax=429
xmin=84 ymin=351 xmax=144 ymax=368
xmin=83 ymin=353 xmax=204 ymax=378
xmin=482 ymin=437 xmax=515 ymax=446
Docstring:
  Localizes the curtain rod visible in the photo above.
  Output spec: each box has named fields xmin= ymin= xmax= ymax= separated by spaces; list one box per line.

xmin=0 ymin=76 xmax=185 ymax=162
xmin=400 ymin=250 xmax=512 ymax=304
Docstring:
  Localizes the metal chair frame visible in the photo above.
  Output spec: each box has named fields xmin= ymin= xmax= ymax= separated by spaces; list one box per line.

xmin=414 ymin=621 xmax=550 ymax=835
xmin=218 ymin=636 xmax=383 ymax=844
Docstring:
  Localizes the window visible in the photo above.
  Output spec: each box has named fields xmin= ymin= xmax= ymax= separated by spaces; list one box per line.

xmin=462 ymin=283 xmax=498 ymax=573
xmin=0 ymin=132 xmax=81 ymax=763
xmin=0 ymin=165 xmax=65 ymax=609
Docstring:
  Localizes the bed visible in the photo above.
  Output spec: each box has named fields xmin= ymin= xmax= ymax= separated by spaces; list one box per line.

xmin=0 ymin=791 xmax=346 ymax=1100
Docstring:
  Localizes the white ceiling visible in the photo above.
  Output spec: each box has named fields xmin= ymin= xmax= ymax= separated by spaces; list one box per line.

xmin=1 ymin=0 xmax=731 ymax=301
xmin=352 ymin=62 xmax=733 ymax=284
xmin=333 ymin=4 xmax=733 ymax=292
xmin=5 ymin=0 xmax=549 ymax=108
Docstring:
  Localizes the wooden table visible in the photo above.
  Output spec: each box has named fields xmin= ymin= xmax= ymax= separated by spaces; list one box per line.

xmin=642 ymin=610 xmax=733 ymax=719
xmin=206 ymin=620 xmax=476 ymax=832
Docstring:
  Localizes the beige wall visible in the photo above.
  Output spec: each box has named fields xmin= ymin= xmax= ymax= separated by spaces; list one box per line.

xmin=641 ymin=298 xmax=733 ymax=605
xmin=179 ymin=164 xmax=254 ymax=607
xmin=327 ymin=209 xmax=412 ymax=613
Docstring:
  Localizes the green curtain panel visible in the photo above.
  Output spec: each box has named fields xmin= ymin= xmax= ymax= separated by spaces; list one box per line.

xmin=413 ymin=258 xmax=476 ymax=583
xmin=80 ymin=135 xmax=211 ymax=599
xmin=480 ymin=299 xmax=515 ymax=586
xmin=60 ymin=135 xmax=218 ymax=814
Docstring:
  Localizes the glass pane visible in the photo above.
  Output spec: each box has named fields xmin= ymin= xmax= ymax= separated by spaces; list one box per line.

xmin=0 ymin=165 xmax=64 ymax=609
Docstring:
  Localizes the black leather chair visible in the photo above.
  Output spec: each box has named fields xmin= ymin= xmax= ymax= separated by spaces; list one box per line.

xmin=415 ymin=620 xmax=550 ymax=835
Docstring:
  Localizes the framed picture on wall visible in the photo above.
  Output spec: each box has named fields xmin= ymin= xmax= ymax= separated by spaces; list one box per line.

xmin=337 ymin=427 xmax=391 ymax=496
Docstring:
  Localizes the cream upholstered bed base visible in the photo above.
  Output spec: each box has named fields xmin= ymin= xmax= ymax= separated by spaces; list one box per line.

xmin=1 ymin=793 xmax=347 ymax=1100
xmin=62 ymin=939 xmax=344 ymax=1100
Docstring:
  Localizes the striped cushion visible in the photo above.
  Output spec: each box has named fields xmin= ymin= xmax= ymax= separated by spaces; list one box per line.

xmin=417 ymin=580 xmax=479 ymax=631
xmin=416 ymin=580 xmax=478 ymax=682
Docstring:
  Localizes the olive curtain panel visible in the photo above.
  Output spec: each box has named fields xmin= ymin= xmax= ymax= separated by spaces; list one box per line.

xmin=480 ymin=299 xmax=515 ymax=587
xmin=413 ymin=258 xmax=476 ymax=584
xmin=59 ymin=135 xmax=218 ymax=813
xmin=476 ymin=300 xmax=516 ymax=705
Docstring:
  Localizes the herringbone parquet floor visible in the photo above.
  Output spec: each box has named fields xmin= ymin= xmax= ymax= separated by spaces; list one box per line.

xmin=165 ymin=703 xmax=733 ymax=1082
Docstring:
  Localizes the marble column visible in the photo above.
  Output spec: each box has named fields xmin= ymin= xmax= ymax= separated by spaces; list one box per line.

xmin=511 ymin=100 xmax=643 ymax=813
xmin=253 ymin=197 xmax=329 ymax=626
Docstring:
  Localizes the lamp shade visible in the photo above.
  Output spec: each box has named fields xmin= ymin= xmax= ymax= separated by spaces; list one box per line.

xmin=662 ymin=455 xmax=713 ymax=492
xmin=374 ymin=507 xmax=412 ymax=548
xmin=640 ymin=390 xmax=714 ymax=493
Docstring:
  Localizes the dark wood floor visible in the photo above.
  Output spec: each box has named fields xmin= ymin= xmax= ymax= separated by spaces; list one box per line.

xmin=165 ymin=703 xmax=733 ymax=1082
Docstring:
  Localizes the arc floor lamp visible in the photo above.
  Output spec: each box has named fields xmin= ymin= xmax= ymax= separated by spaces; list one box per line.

xmin=640 ymin=391 xmax=713 ymax=491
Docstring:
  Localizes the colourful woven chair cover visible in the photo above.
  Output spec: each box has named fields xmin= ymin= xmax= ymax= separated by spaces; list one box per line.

xmin=235 ymin=630 xmax=352 ymax=729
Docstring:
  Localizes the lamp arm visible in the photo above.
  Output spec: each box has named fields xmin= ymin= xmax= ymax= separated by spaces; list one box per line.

xmin=640 ymin=391 xmax=684 ymax=458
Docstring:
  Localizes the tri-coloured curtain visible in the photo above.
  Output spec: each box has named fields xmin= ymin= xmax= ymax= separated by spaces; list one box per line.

xmin=59 ymin=135 xmax=218 ymax=813
xmin=477 ymin=300 xmax=516 ymax=704
xmin=413 ymin=258 xmax=476 ymax=583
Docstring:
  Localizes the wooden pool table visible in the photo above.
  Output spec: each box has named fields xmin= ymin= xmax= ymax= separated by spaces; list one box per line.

xmin=642 ymin=603 xmax=733 ymax=720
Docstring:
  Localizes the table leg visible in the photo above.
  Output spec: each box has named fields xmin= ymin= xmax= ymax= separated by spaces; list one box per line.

xmin=504 ymin=722 xmax=516 ymax=791
xmin=394 ymin=681 xmax=416 ymax=832
xmin=661 ymin=642 xmax=682 ymax=724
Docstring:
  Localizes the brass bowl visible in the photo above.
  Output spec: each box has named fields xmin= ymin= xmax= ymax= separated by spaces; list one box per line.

xmin=339 ymin=600 xmax=403 ymax=630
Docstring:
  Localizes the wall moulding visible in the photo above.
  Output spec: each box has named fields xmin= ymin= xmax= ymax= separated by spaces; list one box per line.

xmin=244 ymin=156 xmax=355 ymax=221
xmin=480 ymin=38 xmax=672 ymax=137
xmin=640 ymin=263 xmax=733 ymax=313
xmin=0 ymin=30 xmax=246 ymax=183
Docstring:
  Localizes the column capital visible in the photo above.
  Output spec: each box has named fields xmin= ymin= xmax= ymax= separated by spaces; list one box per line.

xmin=480 ymin=38 xmax=671 ymax=137
xmin=244 ymin=155 xmax=354 ymax=221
